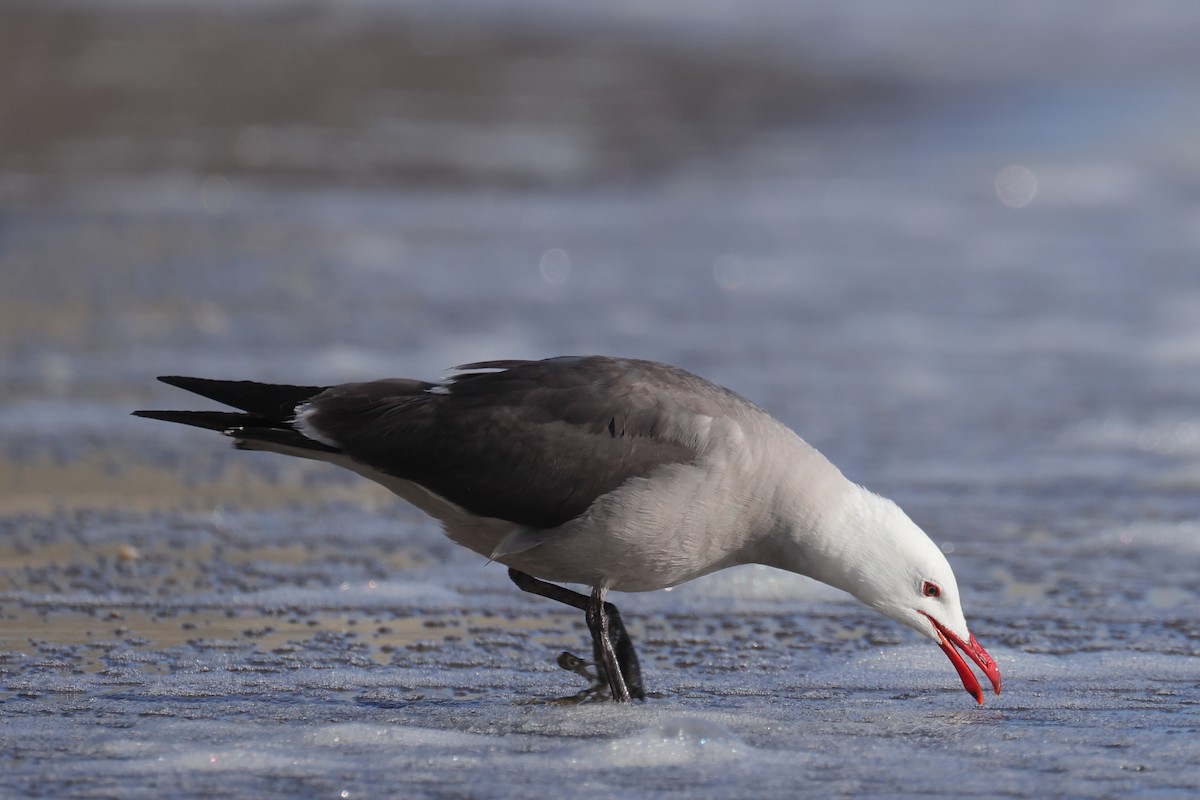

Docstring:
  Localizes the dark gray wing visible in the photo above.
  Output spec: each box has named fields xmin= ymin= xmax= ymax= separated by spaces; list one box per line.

xmin=302 ymin=356 xmax=730 ymax=529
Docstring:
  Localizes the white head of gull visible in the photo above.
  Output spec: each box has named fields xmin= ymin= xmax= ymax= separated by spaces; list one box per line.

xmin=135 ymin=355 xmax=1001 ymax=704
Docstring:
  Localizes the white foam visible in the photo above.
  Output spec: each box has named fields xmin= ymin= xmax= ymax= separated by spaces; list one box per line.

xmin=570 ymin=717 xmax=748 ymax=766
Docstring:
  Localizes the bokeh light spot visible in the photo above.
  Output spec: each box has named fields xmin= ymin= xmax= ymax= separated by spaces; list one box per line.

xmin=995 ymin=165 xmax=1038 ymax=208
xmin=200 ymin=174 xmax=232 ymax=215
xmin=539 ymin=248 xmax=572 ymax=285
xmin=713 ymin=254 xmax=745 ymax=290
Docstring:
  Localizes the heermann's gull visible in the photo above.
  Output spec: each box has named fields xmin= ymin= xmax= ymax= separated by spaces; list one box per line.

xmin=134 ymin=355 xmax=1001 ymax=704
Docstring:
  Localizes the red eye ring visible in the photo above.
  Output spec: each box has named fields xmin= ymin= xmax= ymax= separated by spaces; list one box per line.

xmin=921 ymin=580 xmax=941 ymax=598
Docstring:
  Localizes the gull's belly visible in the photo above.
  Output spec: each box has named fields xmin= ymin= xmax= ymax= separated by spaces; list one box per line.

xmin=484 ymin=456 xmax=766 ymax=592
xmin=355 ymin=416 xmax=770 ymax=592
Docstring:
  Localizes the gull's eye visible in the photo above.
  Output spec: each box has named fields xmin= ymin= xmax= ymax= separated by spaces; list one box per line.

xmin=921 ymin=580 xmax=942 ymax=598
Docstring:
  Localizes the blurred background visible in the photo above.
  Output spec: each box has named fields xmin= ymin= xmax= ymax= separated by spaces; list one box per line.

xmin=2 ymin=0 xmax=1197 ymax=519
xmin=1 ymin=1 xmax=1199 ymax=796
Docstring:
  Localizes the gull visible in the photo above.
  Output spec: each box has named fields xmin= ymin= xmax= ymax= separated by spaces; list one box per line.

xmin=135 ymin=355 xmax=1001 ymax=703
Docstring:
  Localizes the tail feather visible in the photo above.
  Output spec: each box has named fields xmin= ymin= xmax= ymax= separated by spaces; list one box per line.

xmin=231 ymin=427 xmax=340 ymax=454
xmin=132 ymin=409 xmax=259 ymax=432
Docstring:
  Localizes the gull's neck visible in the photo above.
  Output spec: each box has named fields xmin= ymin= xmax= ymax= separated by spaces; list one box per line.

xmin=752 ymin=429 xmax=898 ymax=601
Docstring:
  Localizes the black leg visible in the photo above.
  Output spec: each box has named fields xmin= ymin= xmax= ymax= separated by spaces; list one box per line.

xmin=587 ymin=585 xmax=630 ymax=701
xmin=508 ymin=568 xmax=645 ymax=701
xmin=595 ymin=597 xmax=644 ymax=701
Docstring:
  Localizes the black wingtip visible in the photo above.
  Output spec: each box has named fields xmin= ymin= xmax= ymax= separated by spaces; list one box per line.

xmin=156 ymin=375 xmax=215 ymax=392
xmin=132 ymin=409 xmax=175 ymax=422
xmin=148 ymin=376 xmax=328 ymax=419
